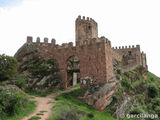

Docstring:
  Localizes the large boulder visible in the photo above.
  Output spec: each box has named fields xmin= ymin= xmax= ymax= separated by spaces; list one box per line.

xmin=82 ymin=77 xmax=121 ymax=111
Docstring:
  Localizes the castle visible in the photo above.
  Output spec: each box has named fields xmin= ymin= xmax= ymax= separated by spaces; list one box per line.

xmin=15 ymin=16 xmax=147 ymax=88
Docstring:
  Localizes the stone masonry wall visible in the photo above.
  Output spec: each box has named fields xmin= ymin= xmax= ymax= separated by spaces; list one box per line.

xmin=25 ymin=36 xmax=113 ymax=88
xmin=111 ymin=49 xmax=122 ymax=61
xmin=112 ymin=45 xmax=147 ymax=71
xmin=76 ymin=16 xmax=98 ymax=46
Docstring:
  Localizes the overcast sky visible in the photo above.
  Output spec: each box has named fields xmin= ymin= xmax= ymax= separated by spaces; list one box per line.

xmin=0 ymin=0 xmax=160 ymax=76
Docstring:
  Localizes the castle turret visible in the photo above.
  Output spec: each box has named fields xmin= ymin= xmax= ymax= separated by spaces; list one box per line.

xmin=75 ymin=16 xmax=98 ymax=46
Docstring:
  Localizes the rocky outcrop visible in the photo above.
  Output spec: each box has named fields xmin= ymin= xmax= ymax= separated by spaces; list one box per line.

xmin=14 ymin=42 xmax=37 ymax=62
xmin=14 ymin=43 xmax=62 ymax=92
xmin=82 ymin=77 xmax=121 ymax=111
xmin=3 ymin=84 xmax=27 ymax=95
xmin=27 ymin=73 xmax=62 ymax=92
xmin=111 ymin=94 xmax=132 ymax=119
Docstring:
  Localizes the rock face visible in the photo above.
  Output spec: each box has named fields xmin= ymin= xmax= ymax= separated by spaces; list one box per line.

xmin=111 ymin=94 xmax=132 ymax=119
xmin=14 ymin=43 xmax=37 ymax=61
xmin=3 ymin=84 xmax=27 ymax=95
xmin=14 ymin=42 xmax=62 ymax=92
xmin=82 ymin=77 xmax=121 ymax=111
xmin=27 ymin=73 xmax=62 ymax=92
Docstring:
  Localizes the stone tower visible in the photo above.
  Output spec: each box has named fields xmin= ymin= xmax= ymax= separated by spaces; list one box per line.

xmin=75 ymin=16 xmax=98 ymax=46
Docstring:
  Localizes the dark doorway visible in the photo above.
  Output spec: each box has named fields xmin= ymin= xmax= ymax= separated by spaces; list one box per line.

xmin=67 ymin=56 xmax=80 ymax=87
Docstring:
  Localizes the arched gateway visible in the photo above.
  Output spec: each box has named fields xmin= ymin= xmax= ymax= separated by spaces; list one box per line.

xmin=67 ymin=56 xmax=80 ymax=87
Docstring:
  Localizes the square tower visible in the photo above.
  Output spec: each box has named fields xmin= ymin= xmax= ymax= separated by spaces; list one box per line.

xmin=75 ymin=16 xmax=98 ymax=46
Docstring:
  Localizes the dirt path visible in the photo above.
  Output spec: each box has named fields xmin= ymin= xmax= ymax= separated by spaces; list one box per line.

xmin=22 ymin=87 xmax=79 ymax=120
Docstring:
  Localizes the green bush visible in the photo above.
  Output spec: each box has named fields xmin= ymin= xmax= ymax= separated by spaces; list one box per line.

xmin=12 ymin=74 xmax=27 ymax=89
xmin=116 ymin=74 xmax=120 ymax=79
xmin=147 ymin=83 xmax=159 ymax=98
xmin=112 ymin=90 xmax=123 ymax=103
xmin=150 ymin=98 xmax=160 ymax=109
xmin=0 ymin=87 xmax=28 ymax=118
xmin=0 ymin=54 xmax=18 ymax=82
xmin=54 ymin=105 xmax=81 ymax=120
xmin=87 ymin=113 xmax=94 ymax=118
xmin=154 ymin=106 xmax=160 ymax=116
xmin=48 ymin=88 xmax=115 ymax=120
xmin=130 ymin=107 xmax=143 ymax=114
xmin=134 ymin=65 xmax=145 ymax=75
xmin=146 ymin=98 xmax=160 ymax=116
xmin=116 ymin=68 xmax=122 ymax=75
xmin=28 ymin=59 xmax=59 ymax=77
xmin=121 ymin=77 xmax=131 ymax=89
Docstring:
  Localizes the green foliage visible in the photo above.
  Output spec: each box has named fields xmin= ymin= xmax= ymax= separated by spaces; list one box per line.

xmin=146 ymin=72 xmax=160 ymax=83
xmin=23 ymin=56 xmax=39 ymax=65
xmin=0 ymin=54 xmax=18 ymax=82
xmin=12 ymin=74 xmax=27 ymax=89
xmin=112 ymin=88 xmax=123 ymax=103
xmin=116 ymin=68 xmax=122 ymax=75
xmin=26 ymin=58 xmax=62 ymax=92
xmin=39 ymin=110 xmax=47 ymax=113
xmin=131 ymin=79 xmax=144 ymax=88
xmin=147 ymin=83 xmax=159 ymax=98
xmin=0 ymin=87 xmax=29 ymax=119
xmin=71 ymin=83 xmax=80 ymax=89
xmin=28 ymin=59 xmax=59 ymax=77
xmin=121 ymin=77 xmax=131 ymax=89
xmin=130 ymin=106 xmax=143 ymax=114
xmin=26 ymin=88 xmax=65 ymax=97
xmin=112 ymin=66 xmax=160 ymax=118
xmin=116 ymin=74 xmax=120 ymax=79
xmin=36 ymin=113 xmax=44 ymax=115
xmin=154 ymin=106 xmax=160 ymax=116
xmin=28 ymin=116 xmax=41 ymax=120
xmin=54 ymin=105 xmax=81 ymax=120
xmin=150 ymin=98 xmax=160 ymax=109
xmin=136 ymin=94 xmax=145 ymax=105
xmin=87 ymin=113 xmax=94 ymax=118
xmin=5 ymin=101 xmax=36 ymax=120
xmin=147 ymin=98 xmax=160 ymax=116
xmin=48 ymin=88 xmax=115 ymax=120
xmin=134 ymin=65 xmax=145 ymax=75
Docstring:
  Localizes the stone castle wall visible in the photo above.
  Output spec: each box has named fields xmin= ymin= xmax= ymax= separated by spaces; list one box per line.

xmin=112 ymin=45 xmax=147 ymax=72
xmin=15 ymin=16 xmax=147 ymax=88
xmin=26 ymin=36 xmax=113 ymax=88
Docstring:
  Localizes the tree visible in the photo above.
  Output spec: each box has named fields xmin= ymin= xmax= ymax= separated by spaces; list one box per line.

xmin=0 ymin=54 xmax=18 ymax=81
xmin=147 ymin=83 xmax=159 ymax=98
xmin=27 ymin=59 xmax=59 ymax=77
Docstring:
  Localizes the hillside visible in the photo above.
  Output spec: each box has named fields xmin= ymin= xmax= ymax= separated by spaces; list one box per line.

xmin=0 ymin=54 xmax=160 ymax=120
xmin=47 ymin=68 xmax=160 ymax=120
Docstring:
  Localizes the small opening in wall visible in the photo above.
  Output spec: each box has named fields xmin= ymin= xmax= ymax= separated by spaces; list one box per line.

xmin=128 ymin=51 xmax=132 ymax=56
xmin=88 ymin=26 xmax=91 ymax=30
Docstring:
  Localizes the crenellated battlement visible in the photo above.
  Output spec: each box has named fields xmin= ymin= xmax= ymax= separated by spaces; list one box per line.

xmin=27 ymin=36 xmax=33 ymax=43
xmin=26 ymin=36 xmax=74 ymax=49
xmin=76 ymin=15 xmax=97 ymax=24
xmin=112 ymin=45 xmax=140 ymax=50
xmin=76 ymin=16 xmax=98 ymax=45
xmin=27 ymin=36 xmax=56 ymax=45
xmin=76 ymin=36 xmax=111 ymax=48
xmin=26 ymin=35 xmax=111 ymax=51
